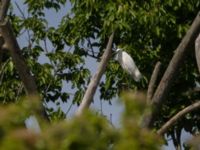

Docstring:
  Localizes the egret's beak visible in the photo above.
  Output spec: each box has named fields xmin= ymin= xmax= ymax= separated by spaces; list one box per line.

xmin=112 ymin=48 xmax=118 ymax=56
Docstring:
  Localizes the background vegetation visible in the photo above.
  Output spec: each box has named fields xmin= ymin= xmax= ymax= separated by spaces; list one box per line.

xmin=0 ymin=0 xmax=200 ymax=149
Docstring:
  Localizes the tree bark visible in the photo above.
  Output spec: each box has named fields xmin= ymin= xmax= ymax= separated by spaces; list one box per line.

xmin=76 ymin=33 xmax=114 ymax=116
xmin=0 ymin=0 xmax=38 ymax=95
xmin=0 ymin=20 xmax=38 ymax=95
xmin=0 ymin=0 xmax=10 ymax=66
xmin=0 ymin=0 xmax=48 ymax=120
xmin=0 ymin=0 xmax=10 ymax=21
xmin=157 ymin=100 xmax=200 ymax=136
xmin=147 ymin=61 xmax=161 ymax=103
xmin=195 ymin=33 xmax=200 ymax=73
xmin=142 ymin=12 xmax=200 ymax=128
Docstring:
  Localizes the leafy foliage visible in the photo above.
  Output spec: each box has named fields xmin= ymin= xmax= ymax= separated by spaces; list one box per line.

xmin=0 ymin=94 xmax=161 ymax=150
xmin=0 ymin=0 xmax=200 ymax=147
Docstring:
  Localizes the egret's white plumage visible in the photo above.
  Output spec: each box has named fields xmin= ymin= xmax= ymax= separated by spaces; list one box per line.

xmin=116 ymin=48 xmax=142 ymax=82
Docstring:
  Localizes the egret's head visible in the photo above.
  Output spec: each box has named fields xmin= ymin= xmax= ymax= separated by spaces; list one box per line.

xmin=116 ymin=48 xmax=122 ymax=53
xmin=113 ymin=48 xmax=122 ymax=55
xmin=114 ymin=48 xmax=123 ymax=61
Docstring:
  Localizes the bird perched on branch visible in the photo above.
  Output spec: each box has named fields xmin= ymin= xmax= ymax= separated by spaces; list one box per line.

xmin=115 ymin=48 xmax=142 ymax=82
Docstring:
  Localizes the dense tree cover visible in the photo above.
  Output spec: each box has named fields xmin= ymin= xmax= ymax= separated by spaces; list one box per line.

xmin=0 ymin=0 xmax=200 ymax=148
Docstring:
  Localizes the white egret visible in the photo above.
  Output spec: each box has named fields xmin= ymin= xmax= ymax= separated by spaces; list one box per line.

xmin=115 ymin=48 xmax=142 ymax=82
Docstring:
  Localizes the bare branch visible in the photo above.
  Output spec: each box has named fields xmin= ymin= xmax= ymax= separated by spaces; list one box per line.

xmin=87 ymin=38 xmax=95 ymax=56
xmin=157 ymin=100 xmax=200 ymax=136
xmin=147 ymin=61 xmax=161 ymax=103
xmin=0 ymin=20 xmax=38 ymax=95
xmin=75 ymin=33 xmax=114 ymax=116
xmin=86 ymin=52 xmax=99 ymax=59
xmin=142 ymin=12 xmax=200 ymax=128
xmin=195 ymin=33 xmax=200 ymax=73
xmin=14 ymin=2 xmax=26 ymax=19
xmin=0 ymin=0 xmax=10 ymax=21
xmin=83 ymin=47 xmax=99 ymax=59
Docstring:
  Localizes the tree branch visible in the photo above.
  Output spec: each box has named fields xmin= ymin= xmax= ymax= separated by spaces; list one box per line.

xmin=147 ymin=61 xmax=161 ymax=103
xmin=0 ymin=0 xmax=10 ymax=21
xmin=195 ymin=33 xmax=200 ymax=73
xmin=0 ymin=20 xmax=38 ymax=95
xmin=142 ymin=12 xmax=200 ymax=128
xmin=0 ymin=0 xmax=10 ymax=66
xmin=157 ymin=100 xmax=200 ymax=136
xmin=75 ymin=33 xmax=114 ymax=116
xmin=0 ymin=1 xmax=48 ymax=120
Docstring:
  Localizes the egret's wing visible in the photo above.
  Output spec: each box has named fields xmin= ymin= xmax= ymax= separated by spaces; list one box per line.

xmin=121 ymin=51 xmax=136 ymax=74
xmin=122 ymin=51 xmax=142 ymax=81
